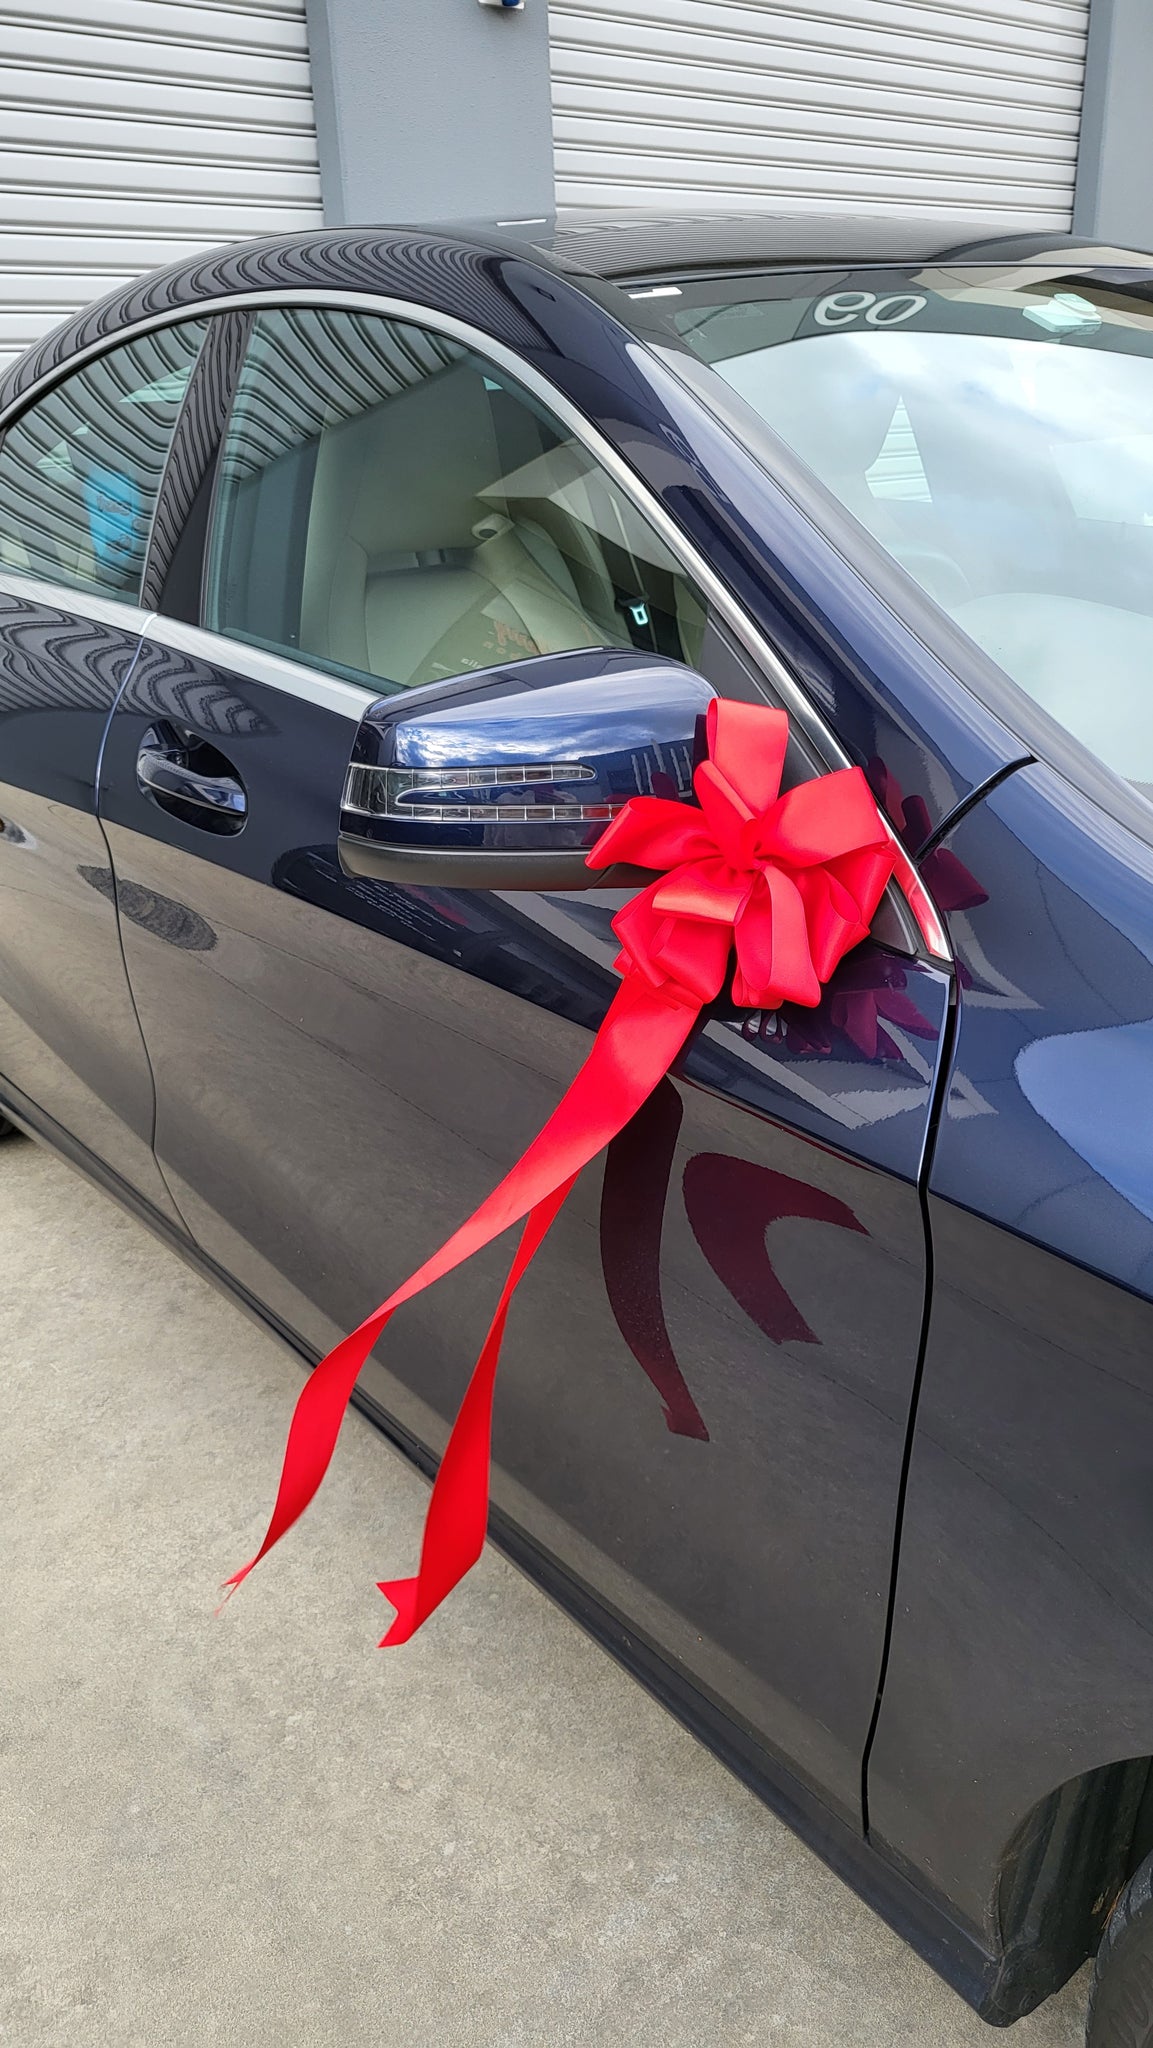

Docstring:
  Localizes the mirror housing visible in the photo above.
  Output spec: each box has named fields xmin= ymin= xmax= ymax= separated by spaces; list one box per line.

xmin=338 ymin=649 xmax=716 ymax=891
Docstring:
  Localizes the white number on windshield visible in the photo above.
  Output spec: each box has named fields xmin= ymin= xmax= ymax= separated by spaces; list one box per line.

xmin=813 ymin=292 xmax=928 ymax=328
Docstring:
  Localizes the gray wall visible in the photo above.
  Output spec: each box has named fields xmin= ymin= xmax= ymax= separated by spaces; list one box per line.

xmin=307 ymin=0 xmax=1152 ymax=248
xmin=1074 ymin=0 xmax=1153 ymax=248
xmin=303 ymin=0 xmax=555 ymax=226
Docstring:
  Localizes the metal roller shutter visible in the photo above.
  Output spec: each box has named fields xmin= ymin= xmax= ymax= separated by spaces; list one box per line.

xmin=550 ymin=0 xmax=1089 ymax=226
xmin=0 ymin=0 xmax=323 ymax=376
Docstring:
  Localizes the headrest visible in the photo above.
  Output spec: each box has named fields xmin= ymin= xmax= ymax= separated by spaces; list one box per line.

xmin=310 ymin=362 xmax=507 ymax=564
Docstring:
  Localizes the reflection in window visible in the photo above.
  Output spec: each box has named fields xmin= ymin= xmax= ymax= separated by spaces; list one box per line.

xmin=865 ymin=400 xmax=931 ymax=503
xmin=664 ymin=271 xmax=1153 ymax=791
xmin=0 ymin=322 xmax=205 ymax=600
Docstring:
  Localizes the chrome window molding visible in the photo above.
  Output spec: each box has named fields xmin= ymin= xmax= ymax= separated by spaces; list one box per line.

xmin=0 ymin=287 xmax=849 ymax=773
xmin=0 ymin=566 xmax=155 ymax=638
xmin=0 ymin=567 xmax=375 ymax=721
xmin=138 ymin=316 xmax=212 ymax=605
xmin=134 ymin=615 xmax=381 ymax=722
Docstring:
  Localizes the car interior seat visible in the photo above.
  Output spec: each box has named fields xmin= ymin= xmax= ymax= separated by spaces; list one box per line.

xmin=299 ymin=360 xmax=617 ymax=690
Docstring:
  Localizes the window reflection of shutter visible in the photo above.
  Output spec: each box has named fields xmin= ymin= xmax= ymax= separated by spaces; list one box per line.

xmin=0 ymin=320 xmax=204 ymax=597
xmin=0 ymin=0 xmax=324 ymax=377
xmin=549 ymin=0 xmax=1089 ymax=228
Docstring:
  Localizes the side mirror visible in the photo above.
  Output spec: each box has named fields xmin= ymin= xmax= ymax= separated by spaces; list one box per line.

xmin=338 ymin=649 xmax=716 ymax=891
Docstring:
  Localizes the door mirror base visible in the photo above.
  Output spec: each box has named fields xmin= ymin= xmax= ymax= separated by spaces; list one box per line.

xmin=338 ymin=835 xmax=655 ymax=893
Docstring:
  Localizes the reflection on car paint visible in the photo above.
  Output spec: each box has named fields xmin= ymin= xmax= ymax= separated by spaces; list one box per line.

xmin=600 ymin=1078 xmax=709 ymax=1441
xmin=870 ymin=755 xmax=992 ymax=910
xmin=120 ymin=639 xmax=274 ymax=739
xmin=1016 ymin=1019 xmax=1153 ymax=1227
xmin=599 ymin=1073 xmax=876 ymax=1443
xmin=78 ymin=864 xmax=218 ymax=952
xmin=745 ymin=952 xmax=938 ymax=1065
xmin=683 ymin=1152 xmax=867 ymax=1348
xmin=0 ymin=589 xmax=136 ymax=718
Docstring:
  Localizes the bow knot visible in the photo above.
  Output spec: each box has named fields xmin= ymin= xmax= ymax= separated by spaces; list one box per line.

xmin=587 ymin=698 xmax=895 ymax=1014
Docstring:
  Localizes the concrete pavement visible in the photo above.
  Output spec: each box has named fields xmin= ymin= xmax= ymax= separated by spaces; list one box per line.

xmin=0 ymin=1133 xmax=1089 ymax=2046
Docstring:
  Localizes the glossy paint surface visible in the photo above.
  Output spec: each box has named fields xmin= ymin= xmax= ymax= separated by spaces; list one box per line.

xmin=0 ymin=585 xmax=181 ymax=1218
xmin=347 ymin=650 xmax=709 ymax=855
xmin=869 ymin=762 xmax=1153 ymax=1936
xmin=97 ymin=621 xmax=949 ymax=1827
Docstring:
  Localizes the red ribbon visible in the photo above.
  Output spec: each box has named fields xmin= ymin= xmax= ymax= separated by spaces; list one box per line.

xmin=225 ymin=699 xmax=896 ymax=1644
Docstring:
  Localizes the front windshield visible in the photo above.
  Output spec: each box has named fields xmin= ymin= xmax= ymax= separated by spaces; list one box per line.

xmin=633 ymin=264 xmax=1153 ymax=791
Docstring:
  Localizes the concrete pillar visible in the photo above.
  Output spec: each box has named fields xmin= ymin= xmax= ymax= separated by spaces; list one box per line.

xmin=1073 ymin=0 xmax=1153 ymax=248
xmin=303 ymin=0 xmax=555 ymax=227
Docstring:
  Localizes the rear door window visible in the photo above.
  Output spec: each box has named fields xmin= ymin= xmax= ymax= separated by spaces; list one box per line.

xmin=0 ymin=320 xmax=206 ymax=601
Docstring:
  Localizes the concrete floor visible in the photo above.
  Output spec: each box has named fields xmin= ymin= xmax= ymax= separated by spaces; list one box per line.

xmin=0 ymin=1132 xmax=1090 ymax=2048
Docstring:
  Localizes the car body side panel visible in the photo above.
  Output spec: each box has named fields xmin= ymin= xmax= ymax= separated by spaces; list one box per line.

xmin=0 ymin=583 xmax=181 ymax=1219
xmin=868 ymin=762 xmax=1153 ymax=1942
xmin=97 ymin=625 xmax=951 ymax=1828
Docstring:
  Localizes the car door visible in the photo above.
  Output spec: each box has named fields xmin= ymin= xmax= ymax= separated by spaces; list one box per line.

xmin=0 ymin=317 xmax=206 ymax=1220
xmin=866 ymin=760 xmax=1153 ymax=1959
xmin=96 ymin=297 xmax=952 ymax=1827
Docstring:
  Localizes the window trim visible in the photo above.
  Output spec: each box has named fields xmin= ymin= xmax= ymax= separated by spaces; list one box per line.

xmin=0 ymin=288 xmax=851 ymax=780
xmin=139 ymin=612 xmax=385 ymax=720
xmin=142 ymin=309 xmax=252 ymax=618
xmin=134 ymin=314 xmax=210 ymax=605
xmin=0 ymin=566 xmax=155 ymax=638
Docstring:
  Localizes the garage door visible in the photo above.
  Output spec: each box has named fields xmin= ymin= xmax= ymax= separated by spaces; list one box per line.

xmin=550 ymin=0 xmax=1089 ymax=227
xmin=0 ymin=0 xmax=323 ymax=377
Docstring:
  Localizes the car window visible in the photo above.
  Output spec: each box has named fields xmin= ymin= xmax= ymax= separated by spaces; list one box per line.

xmin=0 ymin=321 xmax=206 ymax=601
xmin=204 ymin=305 xmax=707 ymax=693
xmin=634 ymin=266 xmax=1153 ymax=795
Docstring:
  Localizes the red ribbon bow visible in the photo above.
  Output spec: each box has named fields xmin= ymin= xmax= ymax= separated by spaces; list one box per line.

xmin=224 ymin=699 xmax=895 ymax=1645
xmin=590 ymin=698 xmax=895 ymax=1010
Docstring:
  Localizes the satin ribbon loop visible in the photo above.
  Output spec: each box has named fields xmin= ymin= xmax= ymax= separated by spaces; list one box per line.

xmin=226 ymin=699 xmax=898 ymax=1649
xmin=592 ymin=701 xmax=893 ymax=1019
xmin=765 ymin=769 xmax=895 ymax=869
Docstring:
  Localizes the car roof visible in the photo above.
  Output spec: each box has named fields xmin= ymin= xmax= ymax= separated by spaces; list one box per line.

xmin=6 ymin=208 xmax=1153 ymax=423
xmin=462 ymin=210 xmax=1153 ymax=279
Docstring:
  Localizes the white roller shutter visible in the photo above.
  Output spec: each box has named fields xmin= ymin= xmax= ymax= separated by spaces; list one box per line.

xmin=550 ymin=0 xmax=1089 ymax=227
xmin=0 ymin=0 xmax=323 ymax=376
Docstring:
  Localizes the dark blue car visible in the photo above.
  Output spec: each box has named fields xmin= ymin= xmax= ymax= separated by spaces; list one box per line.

xmin=3 ymin=212 xmax=1153 ymax=2044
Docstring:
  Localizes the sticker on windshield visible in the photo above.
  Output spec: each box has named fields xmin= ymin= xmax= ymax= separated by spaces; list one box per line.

xmin=813 ymin=292 xmax=929 ymax=328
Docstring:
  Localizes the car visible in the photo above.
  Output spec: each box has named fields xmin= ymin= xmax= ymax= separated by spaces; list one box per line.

xmin=2 ymin=209 xmax=1153 ymax=2043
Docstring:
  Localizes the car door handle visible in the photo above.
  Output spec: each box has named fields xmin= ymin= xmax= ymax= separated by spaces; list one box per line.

xmin=136 ymin=724 xmax=247 ymax=834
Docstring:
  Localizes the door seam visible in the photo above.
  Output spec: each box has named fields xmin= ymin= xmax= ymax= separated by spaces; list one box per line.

xmin=860 ymin=754 xmax=1034 ymax=1831
xmin=94 ymin=620 xmax=196 ymax=1237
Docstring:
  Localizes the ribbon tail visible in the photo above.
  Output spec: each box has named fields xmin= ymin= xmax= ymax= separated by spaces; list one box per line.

xmin=222 ymin=1304 xmax=402 ymax=1597
xmin=224 ymin=976 xmax=699 ymax=1603
xmin=378 ymin=1177 xmax=576 ymax=1645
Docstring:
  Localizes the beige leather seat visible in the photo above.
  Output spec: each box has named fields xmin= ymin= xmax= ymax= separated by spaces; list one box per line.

xmin=299 ymin=360 xmax=612 ymax=690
